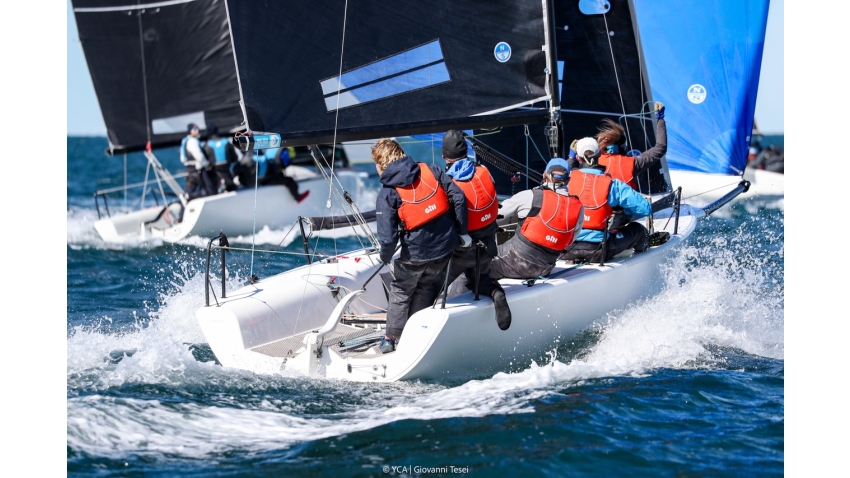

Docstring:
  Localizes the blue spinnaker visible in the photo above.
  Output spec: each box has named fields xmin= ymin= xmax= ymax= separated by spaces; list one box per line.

xmin=633 ymin=0 xmax=769 ymax=175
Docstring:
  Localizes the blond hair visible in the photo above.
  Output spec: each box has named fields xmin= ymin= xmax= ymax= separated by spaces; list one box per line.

xmin=596 ymin=118 xmax=624 ymax=150
xmin=371 ymin=138 xmax=406 ymax=171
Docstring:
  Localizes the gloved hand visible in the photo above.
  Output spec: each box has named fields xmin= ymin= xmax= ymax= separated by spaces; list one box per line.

xmin=655 ymin=101 xmax=665 ymax=120
xmin=569 ymin=139 xmax=578 ymax=160
xmin=459 ymin=234 xmax=472 ymax=248
xmin=379 ymin=250 xmax=393 ymax=265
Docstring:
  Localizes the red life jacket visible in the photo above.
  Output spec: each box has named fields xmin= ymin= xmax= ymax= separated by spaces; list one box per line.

xmin=568 ymin=170 xmax=614 ymax=231
xmin=519 ymin=189 xmax=584 ymax=252
xmin=599 ymin=153 xmax=637 ymax=190
xmin=395 ymin=163 xmax=451 ymax=230
xmin=453 ymin=165 xmax=499 ymax=231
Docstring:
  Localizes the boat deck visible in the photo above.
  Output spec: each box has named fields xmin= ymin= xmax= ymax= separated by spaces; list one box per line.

xmin=250 ymin=317 xmax=386 ymax=359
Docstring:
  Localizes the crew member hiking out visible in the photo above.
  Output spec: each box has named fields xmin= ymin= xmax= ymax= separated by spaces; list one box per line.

xmin=372 ymin=138 xmax=468 ymax=354
xmin=491 ymin=158 xmax=584 ymax=280
xmin=440 ymin=130 xmax=512 ymax=330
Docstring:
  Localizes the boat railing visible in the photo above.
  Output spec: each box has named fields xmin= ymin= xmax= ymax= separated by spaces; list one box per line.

xmin=205 ymin=233 xmax=230 ymax=307
xmin=93 ymin=150 xmax=188 ymax=219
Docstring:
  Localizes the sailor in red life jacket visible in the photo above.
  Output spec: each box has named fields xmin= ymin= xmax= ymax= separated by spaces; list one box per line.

xmin=561 ymin=137 xmax=662 ymax=264
xmin=490 ymin=158 xmax=584 ymax=280
xmin=440 ymin=130 xmax=512 ymax=331
xmin=372 ymin=138 xmax=469 ymax=354
xmin=567 ymin=102 xmax=667 ymax=191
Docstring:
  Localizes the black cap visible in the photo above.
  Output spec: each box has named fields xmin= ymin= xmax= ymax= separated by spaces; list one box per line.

xmin=442 ymin=130 xmax=468 ymax=160
xmin=187 ymin=123 xmax=199 ymax=133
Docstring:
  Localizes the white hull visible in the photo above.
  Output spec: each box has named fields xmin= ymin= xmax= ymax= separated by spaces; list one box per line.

xmin=668 ymin=169 xmax=783 ymax=206
xmin=196 ymin=205 xmax=701 ymax=383
xmin=94 ymin=167 xmax=366 ymax=243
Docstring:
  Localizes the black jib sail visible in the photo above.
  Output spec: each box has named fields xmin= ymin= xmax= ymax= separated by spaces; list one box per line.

xmin=72 ymin=0 xmax=244 ymax=154
xmin=225 ymin=0 xmax=556 ymax=147
xmin=474 ymin=0 xmax=669 ymax=196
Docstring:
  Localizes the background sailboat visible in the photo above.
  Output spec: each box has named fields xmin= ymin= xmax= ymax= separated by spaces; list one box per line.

xmin=72 ymin=0 xmax=367 ymax=243
xmin=633 ymin=0 xmax=783 ymax=204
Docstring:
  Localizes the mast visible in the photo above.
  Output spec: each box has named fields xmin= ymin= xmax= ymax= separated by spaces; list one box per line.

xmin=542 ymin=0 xmax=562 ymax=159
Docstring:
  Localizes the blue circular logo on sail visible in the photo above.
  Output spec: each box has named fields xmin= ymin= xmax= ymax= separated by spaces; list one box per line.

xmin=687 ymin=84 xmax=707 ymax=104
xmin=494 ymin=42 xmax=512 ymax=63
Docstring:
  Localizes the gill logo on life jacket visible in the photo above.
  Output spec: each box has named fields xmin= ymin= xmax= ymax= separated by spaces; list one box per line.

xmin=425 ymin=204 xmax=437 ymax=214
xmin=585 ymin=215 xmax=591 ymax=222
xmin=481 ymin=213 xmax=491 ymax=222
xmin=545 ymin=235 xmax=558 ymax=243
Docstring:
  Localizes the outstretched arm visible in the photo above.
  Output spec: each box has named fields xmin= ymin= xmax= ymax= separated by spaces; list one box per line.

xmin=633 ymin=117 xmax=666 ymax=173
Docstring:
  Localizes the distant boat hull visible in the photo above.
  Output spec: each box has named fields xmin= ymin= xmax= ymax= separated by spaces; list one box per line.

xmin=668 ymin=169 xmax=783 ymax=206
xmin=196 ymin=205 xmax=700 ymax=383
xmin=94 ymin=167 xmax=366 ymax=243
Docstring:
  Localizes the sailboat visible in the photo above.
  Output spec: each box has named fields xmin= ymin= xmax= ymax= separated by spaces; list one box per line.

xmin=633 ymin=0 xmax=782 ymax=205
xmin=194 ymin=0 xmax=748 ymax=382
xmin=72 ymin=0 xmax=367 ymax=243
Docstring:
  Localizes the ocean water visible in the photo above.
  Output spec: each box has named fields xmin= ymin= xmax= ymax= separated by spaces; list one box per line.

xmin=67 ymin=137 xmax=784 ymax=476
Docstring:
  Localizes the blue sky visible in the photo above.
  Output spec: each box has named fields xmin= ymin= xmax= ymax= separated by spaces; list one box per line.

xmin=66 ymin=0 xmax=784 ymax=136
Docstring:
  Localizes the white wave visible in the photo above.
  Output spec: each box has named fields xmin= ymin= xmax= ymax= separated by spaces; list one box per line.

xmin=67 ymin=208 xmax=783 ymax=460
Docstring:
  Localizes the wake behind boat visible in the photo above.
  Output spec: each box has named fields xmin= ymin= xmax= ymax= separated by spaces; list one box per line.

xmin=189 ymin=0 xmax=751 ymax=383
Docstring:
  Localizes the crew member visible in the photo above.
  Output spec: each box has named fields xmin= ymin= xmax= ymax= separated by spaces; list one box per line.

xmin=203 ymin=123 xmax=238 ymax=192
xmin=180 ymin=123 xmax=216 ymax=200
xmin=441 ymin=130 xmax=512 ymax=331
xmin=373 ymin=138 xmax=469 ymax=354
xmin=490 ymin=158 xmax=584 ymax=280
xmin=561 ymin=137 xmax=666 ymax=264
xmin=567 ymin=102 xmax=667 ymax=190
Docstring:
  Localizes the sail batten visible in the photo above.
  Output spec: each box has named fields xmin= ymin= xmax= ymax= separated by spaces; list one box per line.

xmin=226 ymin=0 xmax=553 ymax=145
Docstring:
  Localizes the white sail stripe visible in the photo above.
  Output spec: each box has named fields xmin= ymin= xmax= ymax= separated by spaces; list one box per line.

xmin=471 ymin=96 xmax=550 ymax=116
xmin=559 ymin=108 xmax=627 ymax=116
xmin=74 ymin=0 xmax=197 ymax=13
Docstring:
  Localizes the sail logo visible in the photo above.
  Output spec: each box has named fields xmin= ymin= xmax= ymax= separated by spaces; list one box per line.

xmin=687 ymin=84 xmax=707 ymax=104
xmin=545 ymin=235 xmax=558 ymax=243
xmin=425 ymin=204 xmax=437 ymax=214
xmin=320 ymin=40 xmax=450 ymax=112
xmin=494 ymin=42 xmax=511 ymax=63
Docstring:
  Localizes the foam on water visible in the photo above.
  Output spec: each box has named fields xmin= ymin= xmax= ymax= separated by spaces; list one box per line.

xmin=67 ymin=216 xmax=783 ymax=460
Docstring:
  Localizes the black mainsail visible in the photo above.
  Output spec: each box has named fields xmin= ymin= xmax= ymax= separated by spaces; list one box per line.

xmin=474 ymin=0 xmax=669 ymax=195
xmin=72 ymin=0 xmax=244 ymax=153
xmin=225 ymin=0 xmax=557 ymax=146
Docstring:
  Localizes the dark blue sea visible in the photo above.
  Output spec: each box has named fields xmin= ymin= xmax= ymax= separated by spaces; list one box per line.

xmin=66 ymin=136 xmax=784 ymax=476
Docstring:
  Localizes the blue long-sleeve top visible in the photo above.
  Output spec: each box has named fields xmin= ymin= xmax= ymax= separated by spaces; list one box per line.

xmin=575 ymin=168 xmax=652 ymax=243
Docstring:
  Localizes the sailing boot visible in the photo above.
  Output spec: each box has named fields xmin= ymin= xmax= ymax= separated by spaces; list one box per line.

xmin=378 ymin=336 xmax=396 ymax=354
xmin=491 ymin=286 xmax=512 ymax=331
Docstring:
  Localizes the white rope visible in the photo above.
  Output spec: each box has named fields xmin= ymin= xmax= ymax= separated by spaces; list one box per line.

xmin=296 ymin=0 xmax=351 ymax=334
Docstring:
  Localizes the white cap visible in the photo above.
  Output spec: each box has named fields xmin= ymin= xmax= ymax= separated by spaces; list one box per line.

xmin=576 ymin=137 xmax=599 ymax=161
